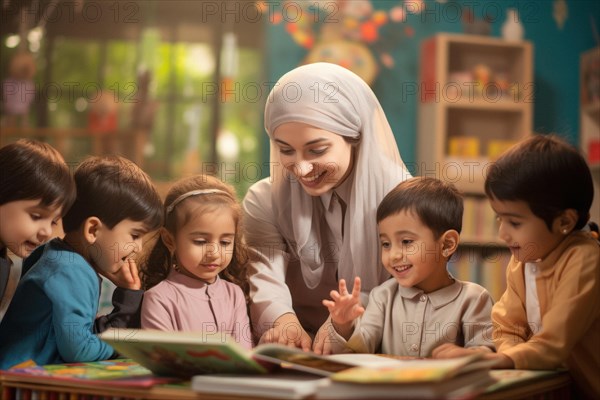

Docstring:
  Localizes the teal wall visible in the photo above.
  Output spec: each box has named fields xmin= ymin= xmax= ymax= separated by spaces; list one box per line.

xmin=264 ymin=0 xmax=600 ymax=166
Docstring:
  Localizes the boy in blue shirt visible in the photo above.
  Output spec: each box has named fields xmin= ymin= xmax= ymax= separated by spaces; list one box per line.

xmin=0 ymin=156 xmax=162 ymax=369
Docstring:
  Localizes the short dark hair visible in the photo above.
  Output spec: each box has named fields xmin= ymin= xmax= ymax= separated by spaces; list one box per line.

xmin=62 ymin=156 xmax=163 ymax=233
xmin=484 ymin=135 xmax=593 ymax=230
xmin=377 ymin=177 xmax=463 ymax=238
xmin=0 ymin=139 xmax=75 ymax=214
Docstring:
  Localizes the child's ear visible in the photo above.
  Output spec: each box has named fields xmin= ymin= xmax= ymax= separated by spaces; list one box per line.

xmin=553 ymin=209 xmax=578 ymax=235
xmin=440 ymin=229 xmax=460 ymax=258
xmin=82 ymin=217 xmax=102 ymax=245
xmin=159 ymin=227 xmax=176 ymax=254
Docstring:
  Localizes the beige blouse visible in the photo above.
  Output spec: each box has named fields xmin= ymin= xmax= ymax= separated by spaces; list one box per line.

xmin=244 ymin=175 xmax=365 ymax=337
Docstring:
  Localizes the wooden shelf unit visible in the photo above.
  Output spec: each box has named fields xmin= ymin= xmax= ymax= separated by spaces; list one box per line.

xmin=0 ymin=127 xmax=148 ymax=167
xmin=580 ymin=47 xmax=600 ymax=223
xmin=418 ymin=33 xmax=533 ymax=195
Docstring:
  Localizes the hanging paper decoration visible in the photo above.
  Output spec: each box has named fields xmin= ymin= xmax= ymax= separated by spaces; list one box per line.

xmin=258 ymin=0 xmax=421 ymax=83
xmin=405 ymin=0 xmax=425 ymax=14
xmin=553 ymin=0 xmax=568 ymax=30
xmin=389 ymin=6 xmax=406 ymax=23
xmin=305 ymin=40 xmax=378 ymax=84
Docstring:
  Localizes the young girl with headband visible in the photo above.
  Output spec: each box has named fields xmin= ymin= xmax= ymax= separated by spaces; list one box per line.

xmin=140 ymin=175 xmax=252 ymax=349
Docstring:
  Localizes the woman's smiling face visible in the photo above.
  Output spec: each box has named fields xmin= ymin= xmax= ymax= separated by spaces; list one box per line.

xmin=273 ymin=122 xmax=354 ymax=197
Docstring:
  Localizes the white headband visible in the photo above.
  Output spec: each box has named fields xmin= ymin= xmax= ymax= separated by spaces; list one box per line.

xmin=166 ymin=189 xmax=232 ymax=214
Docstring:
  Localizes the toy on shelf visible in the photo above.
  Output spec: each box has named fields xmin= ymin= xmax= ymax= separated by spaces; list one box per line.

xmin=447 ymin=64 xmax=519 ymax=101
xmin=1 ymin=51 xmax=36 ymax=128
xmin=88 ymin=90 xmax=119 ymax=155
xmin=462 ymin=8 xmax=491 ymax=36
xmin=501 ymin=8 xmax=525 ymax=42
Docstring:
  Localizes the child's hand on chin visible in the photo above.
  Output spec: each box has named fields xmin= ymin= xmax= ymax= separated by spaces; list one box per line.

xmin=103 ymin=258 xmax=141 ymax=290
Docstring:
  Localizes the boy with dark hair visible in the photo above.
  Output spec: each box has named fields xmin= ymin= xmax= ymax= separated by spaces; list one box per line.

xmin=433 ymin=135 xmax=599 ymax=398
xmin=320 ymin=177 xmax=494 ymax=357
xmin=0 ymin=156 xmax=162 ymax=369
xmin=0 ymin=139 xmax=76 ymax=320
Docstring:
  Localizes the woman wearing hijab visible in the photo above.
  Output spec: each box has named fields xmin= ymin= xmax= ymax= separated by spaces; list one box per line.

xmin=243 ymin=63 xmax=411 ymax=352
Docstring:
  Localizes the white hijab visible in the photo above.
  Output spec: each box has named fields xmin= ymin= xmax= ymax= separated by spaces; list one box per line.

xmin=265 ymin=63 xmax=411 ymax=290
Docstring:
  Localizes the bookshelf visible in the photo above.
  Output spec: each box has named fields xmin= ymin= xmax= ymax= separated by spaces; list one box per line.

xmin=580 ymin=46 xmax=600 ymax=224
xmin=418 ymin=33 xmax=532 ymax=300
xmin=418 ymin=33 xmax=533 ymax=194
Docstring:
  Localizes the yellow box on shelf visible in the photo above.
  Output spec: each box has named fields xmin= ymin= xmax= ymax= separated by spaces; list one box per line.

xmin=448 ymin=136 xmax=480 ymax=158
xmin=488 ymin=139 xmax=518 ymax=161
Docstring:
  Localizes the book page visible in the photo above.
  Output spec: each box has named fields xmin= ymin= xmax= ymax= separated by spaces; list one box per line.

xmin=252 ymin=344 xmax=358 ymax=376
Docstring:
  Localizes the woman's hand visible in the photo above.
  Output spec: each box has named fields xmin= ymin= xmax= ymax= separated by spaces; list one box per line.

xmin=322 ymin=277 xmax=364 ymax=340
xmin=102 ymin=258 xmax=141 ymax=290
xmin=258 ymin=313 xmax=312 ymax=351
xmin=312 ymin=322 xmax=333 ymax=355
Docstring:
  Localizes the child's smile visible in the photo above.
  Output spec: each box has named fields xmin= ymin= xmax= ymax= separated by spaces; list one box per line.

xmin=379 ymin=210 xmax=453 ymax=293
xmin=490 ymin=198 xmax=566 ymax=263
xmin=389 ymin=263 xmax=413 ymax=277
xmin=0 ymin=199 xmax=62 ymax=258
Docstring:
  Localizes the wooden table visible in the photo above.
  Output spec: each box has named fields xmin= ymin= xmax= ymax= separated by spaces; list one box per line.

xmin=1 ymin=370 xmax=572 ymax=400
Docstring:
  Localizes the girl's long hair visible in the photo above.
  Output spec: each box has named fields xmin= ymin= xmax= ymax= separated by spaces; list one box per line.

xmin=140 ymin=175 xmax=249 ymax=301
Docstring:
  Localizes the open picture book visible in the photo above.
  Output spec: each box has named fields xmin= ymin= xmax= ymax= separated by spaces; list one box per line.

xmin=99 ymin=328 xmax=401 ymax=378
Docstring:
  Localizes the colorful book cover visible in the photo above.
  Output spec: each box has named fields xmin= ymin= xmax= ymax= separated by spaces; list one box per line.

xmin=1 ymin=359 xmax=174 ymax=388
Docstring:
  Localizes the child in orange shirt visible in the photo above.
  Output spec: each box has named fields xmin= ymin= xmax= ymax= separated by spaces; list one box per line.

xmin=433 ymin=135 xmax=599 ymax=398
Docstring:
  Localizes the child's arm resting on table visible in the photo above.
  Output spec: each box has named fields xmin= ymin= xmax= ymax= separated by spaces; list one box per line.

xmin=433 ymin=343 xmax=513 ymax=367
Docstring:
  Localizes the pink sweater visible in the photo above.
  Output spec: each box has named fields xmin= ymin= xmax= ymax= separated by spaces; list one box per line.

xmin=141 ymin=269 xmax=252 ymax=349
